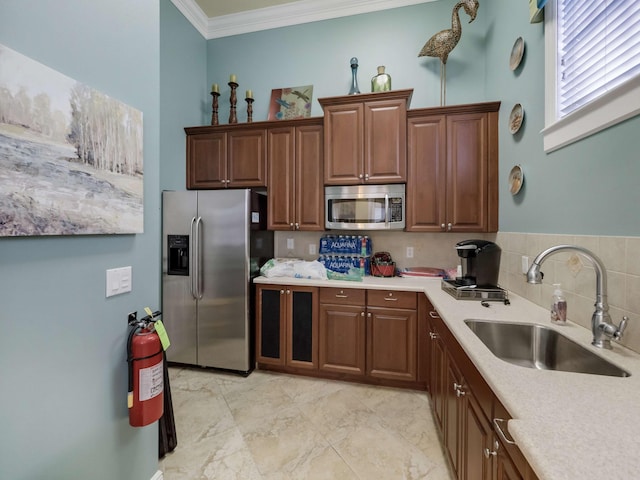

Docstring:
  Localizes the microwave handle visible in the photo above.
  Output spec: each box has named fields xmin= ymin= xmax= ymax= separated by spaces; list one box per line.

xmin=385 ymin=194 xmax=389 ymax=226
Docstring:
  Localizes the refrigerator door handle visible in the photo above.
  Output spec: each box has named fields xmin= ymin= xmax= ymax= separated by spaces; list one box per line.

xmin=194 ymin=216 xmax=203 ymax=299
xmin=189 ymin=216 xmax=198 ymax=299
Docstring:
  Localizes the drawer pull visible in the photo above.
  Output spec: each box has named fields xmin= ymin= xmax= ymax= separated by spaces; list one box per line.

xmin=429 ymin=332 xmax=439 ymax=340
xmin=429 ymin=311 xmax=441 ymax=318
xmin=493 ymin=418 xmax=517 ymax=445
xmin=384 ymin=297 xmax=398 ymax=301
xmin=335 ymin=294 xmax=349 ymax=298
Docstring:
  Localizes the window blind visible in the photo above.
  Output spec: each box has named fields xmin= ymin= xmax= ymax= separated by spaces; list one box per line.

xmin=557 ymin=0 xmax=640 ymax=117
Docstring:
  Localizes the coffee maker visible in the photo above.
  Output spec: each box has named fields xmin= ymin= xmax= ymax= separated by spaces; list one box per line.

xmin=455 ymin=239 xmax=501 ymax=287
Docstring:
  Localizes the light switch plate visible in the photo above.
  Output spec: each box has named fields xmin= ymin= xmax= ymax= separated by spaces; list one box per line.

xmin=287 ymin=238 xmax=294 ymax=249
xmin=106 ymin=266 xmax=132 ymax=297
xmin=406 ymin=247 xmax=414 ymax=258
xmin=521 ymin=256 xmax=529 ymax=274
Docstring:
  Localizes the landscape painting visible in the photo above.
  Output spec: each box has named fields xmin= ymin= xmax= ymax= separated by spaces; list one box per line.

xmin=0 ymin=43 xmax=143 ymax=236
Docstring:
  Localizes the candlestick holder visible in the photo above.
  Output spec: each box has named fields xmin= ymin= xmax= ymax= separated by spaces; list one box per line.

xmin=228 ymin=81 xmax=238 ymax=124
xmin=210 ymin=91 xmax=220 ymax=125
xmin=245 ymin=97 xmax=254 ymax=123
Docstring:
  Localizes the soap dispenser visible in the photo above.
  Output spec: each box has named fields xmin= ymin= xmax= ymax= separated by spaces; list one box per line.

xmin=551 ymin=283 xmax=567 ymax=324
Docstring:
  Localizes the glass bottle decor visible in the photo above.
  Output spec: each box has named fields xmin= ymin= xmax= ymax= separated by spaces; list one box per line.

xmin=371 ymin=66 xmax=391 ymax=92
xmin=349 ymin=57 xmax=360 ymax=95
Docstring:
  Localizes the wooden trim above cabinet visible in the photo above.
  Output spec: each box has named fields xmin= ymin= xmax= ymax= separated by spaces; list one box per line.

xmin=407 ymin=101 xmax=501 ymax=118
xmin=184 ymin=116 xmax=324 ymax=135
xmin=318 ymin=89 xmax=414 ymax=108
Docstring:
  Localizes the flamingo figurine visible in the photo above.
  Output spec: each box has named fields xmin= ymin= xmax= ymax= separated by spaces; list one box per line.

xmin=418 ymin=0 xmax=480 ymax=105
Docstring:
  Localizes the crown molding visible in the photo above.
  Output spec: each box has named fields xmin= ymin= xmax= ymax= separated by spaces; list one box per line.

xmin=172 ymin=0 xmax=435 ymax=40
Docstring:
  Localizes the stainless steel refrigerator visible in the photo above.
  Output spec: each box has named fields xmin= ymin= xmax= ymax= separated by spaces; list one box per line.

xmin=162 ymin=189 xmax=273 ymax=373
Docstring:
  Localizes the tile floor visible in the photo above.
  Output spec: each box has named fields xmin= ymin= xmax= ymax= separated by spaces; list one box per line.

xmin=161 ymin=367 xmax=455 ymax=480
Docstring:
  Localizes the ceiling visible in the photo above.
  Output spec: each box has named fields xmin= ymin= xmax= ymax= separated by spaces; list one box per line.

xmin=171 ymin=0 xmax=435 ymax=39
xmin=193 ymin=0 xmax=299 ymax=18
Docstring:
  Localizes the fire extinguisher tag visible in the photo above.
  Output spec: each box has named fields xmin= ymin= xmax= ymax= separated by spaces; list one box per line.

xmin=127 ymin=391 xmax=133 ymax=409
xmin=154 ymin=320 xmax=171 ymax=351
xmin=139 ymin=361 xmax=164 ymax=402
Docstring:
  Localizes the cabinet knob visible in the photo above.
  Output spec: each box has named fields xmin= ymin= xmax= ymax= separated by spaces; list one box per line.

xmin=429 ymin=332 xmax=439 ymax=340
xmin=454 ymin=382 xmax=466 ymax=397
xmin=359 ymin=173 xmax=364 ymax=179
xmin=441 ymin=223 xmax=446 ymax=229
xmin=367 ymin=312 xmax=372 ymax=318
xmin=361 ymin=312 xmax=365 ymax=316
xmin=483 ymin=447 xmax=498 ymax=459
xmin=286 ymin=289 xmax=291 ymax=295
xmin=364 ymin=173 xmax=369 ymax=180
xmin=280 ymin=290 xmax=285 ymax=294
xmin=290 ymin=223 xmax=294 ymax=229
xmin=295 ymin=222 xmax=299 ymax=230
xmin=447 ymin=223 xmax=452 ymax=231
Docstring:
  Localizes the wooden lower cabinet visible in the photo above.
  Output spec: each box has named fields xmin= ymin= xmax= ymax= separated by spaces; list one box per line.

xmin=256 ymin=284 xmax=318 ymax=370
xmin=318 ymin=288 xmax=418 ymax=383
xmin=258 ymin=285 xmax=422 ymax=388
xmin=366 ymin=290 xmax=417 ymax=382
xmin=426 ymin=304 xmax=537 ymax=480
xmin=318 ymin=288 xmax=366 ymax=375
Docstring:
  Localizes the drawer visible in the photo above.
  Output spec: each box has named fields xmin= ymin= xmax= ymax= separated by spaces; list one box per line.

xmin=367 ymin=290 xmax=417 ymax=309
xmin=319 ymin=287 xmax=365 ymax=305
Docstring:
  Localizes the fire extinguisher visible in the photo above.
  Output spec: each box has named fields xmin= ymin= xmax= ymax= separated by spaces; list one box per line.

xmin=127 ymin=310 xmax=164 ymax=427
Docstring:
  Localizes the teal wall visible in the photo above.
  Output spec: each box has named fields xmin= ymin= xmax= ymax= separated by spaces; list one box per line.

xmin=205 ymin=2 xmax=487 ymax=124
xmin=160 ymin=0 xmax=207 ymax=191
xmin=0 ymin=1 xmax=161 ymax=480
xmin=484 ymin=0 xmax=640 ymax=235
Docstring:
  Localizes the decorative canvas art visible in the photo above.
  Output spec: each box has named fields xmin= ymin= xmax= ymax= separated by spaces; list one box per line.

xmin=267 ymin=85 xmax=313 ymax=120
xmin=0 ymin=43 xmax=144 ymax=236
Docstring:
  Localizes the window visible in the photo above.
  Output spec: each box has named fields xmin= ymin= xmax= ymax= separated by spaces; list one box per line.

xmin=542 ymin=0 xmax=640 ymax=152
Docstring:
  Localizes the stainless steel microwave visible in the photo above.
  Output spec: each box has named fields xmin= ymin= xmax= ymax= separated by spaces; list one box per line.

xmin=325 ymin=184 xmax=405 ymax=230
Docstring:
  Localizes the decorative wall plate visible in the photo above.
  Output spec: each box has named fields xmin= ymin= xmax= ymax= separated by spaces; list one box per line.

xmin=509 ymin=165 xmax=524 ymax=195
xmin=509 ymin=103 xmax=524 ymax=134
xmin=510 ymin=37 xmax=525 ymax=71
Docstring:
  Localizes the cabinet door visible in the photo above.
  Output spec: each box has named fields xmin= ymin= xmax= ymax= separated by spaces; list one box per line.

xmin=295 ymin=124 xmax=324 ymax=230
xmin=365 ymin=99 xmax=407 ymax=183
xmin=495 ymin=447 xmax=525 ymax=480
xmin=286 ymin=286 xmax=318 ymax=369
xmin=406 ymin=115 xmax=447 ymax=231
xmin=186 ymin=132 xmax=227 ymax=189
xmin=228 ymin=128 xmax=267 ymax=187
xmin=323 ymin=103 xmax=363 ymax=184
xmin=318 ymin=303 xmax=366 ymax=375
xmin=366 ymin=306 xmax=417 ymax=381
xmin=445 ymin=355 xmax=463 ymax=478
xmin=428 ymin=315 xmax=446 ymax=432
xmin=446 ymin=113 xmax=488 ymax=231
xmin=256 ymin=285 xmax=285 ymax=366
xmin=463 ymin=393 xmax=492 ymax=480
xmin=267 ymin=127 xmax=295 ymax=230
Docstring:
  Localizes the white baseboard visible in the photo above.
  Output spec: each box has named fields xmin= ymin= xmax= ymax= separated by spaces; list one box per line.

xmin=150 ymin=470 xmax=163 ymax=480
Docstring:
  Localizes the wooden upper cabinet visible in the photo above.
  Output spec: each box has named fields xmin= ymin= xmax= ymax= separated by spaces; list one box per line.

xmin=185 ymin=125 xmax=266 ymax=189
xmin=227 ymin=128 xmax=267 ymax=187
xmin=267 ymin=118 xmax=324 ymax=231
xmin=319 ymin=90 xmax=413 ymax=185
xmin=186 ymin=131 xmax=227 ymax=189
xmin=406 ymin=102 xmax=500 ymax=233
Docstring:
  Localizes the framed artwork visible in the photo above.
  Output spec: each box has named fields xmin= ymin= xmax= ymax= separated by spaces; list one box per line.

xmin=0 ymin=43 xmax=144 ymax=236
xmin=267 ymin=85 xmax=313 ymax=120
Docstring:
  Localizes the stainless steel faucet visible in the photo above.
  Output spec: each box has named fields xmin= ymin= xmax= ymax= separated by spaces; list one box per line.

xmin=526 ymin=244 xmax=628 ymax=349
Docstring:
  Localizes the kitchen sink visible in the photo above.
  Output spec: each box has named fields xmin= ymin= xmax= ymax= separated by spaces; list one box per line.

xmin=464 ymin=319 xmax=630 ymax=377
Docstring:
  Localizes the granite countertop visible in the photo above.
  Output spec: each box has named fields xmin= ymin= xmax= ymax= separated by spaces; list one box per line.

xmin=254 ymin=275 xmax=640 ymax=480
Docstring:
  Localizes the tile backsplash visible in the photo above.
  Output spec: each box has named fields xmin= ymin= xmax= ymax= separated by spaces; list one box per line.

xmin=497 ymin=232 xmax=640 ymax=355
xmin=274 ymin=230 xmax=640 ymax=355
